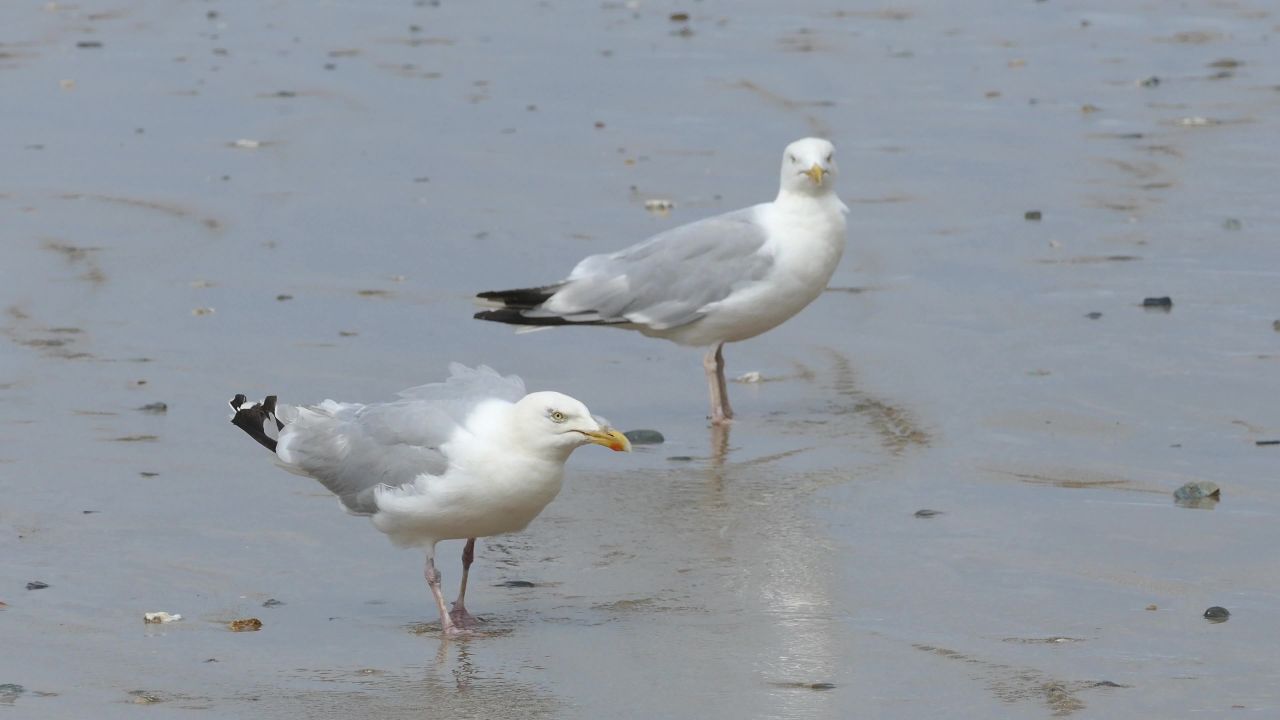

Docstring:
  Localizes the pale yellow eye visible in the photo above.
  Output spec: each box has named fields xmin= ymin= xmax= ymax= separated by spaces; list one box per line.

xmin=550 ymin=410 xmax=566 ymax=423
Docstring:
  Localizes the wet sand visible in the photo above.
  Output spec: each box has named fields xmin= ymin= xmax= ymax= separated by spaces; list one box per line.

xmin=3 ymin=0 xmax=1279 ymax=717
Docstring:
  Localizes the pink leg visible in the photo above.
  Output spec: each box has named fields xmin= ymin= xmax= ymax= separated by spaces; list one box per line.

xmin=703 ymin=343 xmax=734 ymax=425
xmin=425 ymin=551 xmax=465 ymax=637
xmin=450 ymin=538 xmax=480 ymax=629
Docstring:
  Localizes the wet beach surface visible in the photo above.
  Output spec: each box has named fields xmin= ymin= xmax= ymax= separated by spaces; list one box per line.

xmin=3 ymin=0 xmax=1279 ymax=717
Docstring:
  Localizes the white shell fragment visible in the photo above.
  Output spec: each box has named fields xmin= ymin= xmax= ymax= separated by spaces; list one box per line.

xmin=143 ymin=611 xmax=182 ymax=623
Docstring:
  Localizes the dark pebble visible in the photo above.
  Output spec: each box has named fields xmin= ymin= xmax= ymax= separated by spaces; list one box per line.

xmin=1024 ymin=210 xmax=1042 ymax=221
xmin=1142 ymin=296 xmax=1173 ymax=309
xmin=1092 ymin=680 xmax=1125 ymax=688
xmin=262 ymin=598 xmax=285 ymax=607
xmin=1085 ymin=312 xmax=1103 ymax=320
xmin=1256 ymin=440 xmax=1280 ymax=446
xmin=914 ymin=509 xmax=943 ymax=518
xmin=1203 ymin=606 xmax=1230 ymax=622
xmin=26 ymin=581 xmax=49 ymax=591
xmin=1272 ymin=319 xmax=1280 ymax=332
xmin=139 ymin=471 xmax=159 ymax=477
xmin=623 ymin=429 xmax=664 ymax=445
xmin=276 ymin=294 xmax=293 ymax=301
xmin=76 ymin=41 xmax=104 ymax=48
xmin=1139 ymin=76 xmax=1160 ymax=87
xmin=666 ymin=455 xmax=694 ymax=462
xmin=136 ymin=402 xmax=168 ymax=414
xmin=670 ymin=12 xmax=690 ymax=21
xmin=496 ymin=580 xmax=535 ymax=588
xmin=1222 ymin=218 xmax=1242 ymax=231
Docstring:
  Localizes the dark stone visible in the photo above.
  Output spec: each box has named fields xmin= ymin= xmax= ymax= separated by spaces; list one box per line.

xmin=623 ymin=429 xmax=664 ymax=445
xmin=262 ymin=598 xmax=284 ymax=607
xmin=1203 ymin=606 xmax=1230 ymax=622
xmin=1142 ymin=296 xmax=1173 ymax=309
xmin=496 ymin=580 xmax=535 ymax=588
xmin=1024 ymin=210 xmax=1042 ymax=221
xmin=914 ymin=509 xmax=943 ymax=518
xmin=26 ymin=581 xmax=49 ymax=591
xmin=666 ymin=455 xmax=694 ymax=462
xmin=1085 ymin=312 xmax=1103 ymax=320
xmin=136 ymin=402 xmax=168 ymax=414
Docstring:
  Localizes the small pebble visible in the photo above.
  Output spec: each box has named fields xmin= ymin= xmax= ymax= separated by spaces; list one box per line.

xmin=136 ymin=402 xmax=168 ymax=414
xmin=734 ymin=371 xmax=763 ymax=383
xmin=623 ymin=429 xmax=664 ymax=445
xmin=1255 ymin=440 xmax=1280 ymax=446
xmin=496 ymin=580 xmax=536 ymax=588
xmin=1272 ymin=320 xmax=1280 ymax=332
xmin=1173 ymin=481 xmax=1220 ymax=502
xmin=1146 ymin=604 xmax=1158 ymax=611
xmin=228 ymin=618 xmax=263 ymax=632
xmin=1024 ymin=210 xmax=1042 ymax=221
xmin=129 ymin=690 xmax=165 ymax=705
xmin=26 ymin=581 xmax=49 ymax=591
xmin=666 ymin=455 xmax=694 ymax=462
xmin=276 ymin=294 xmax=293 ymax=302
xmin=669 ymin=12 xmax=689 ymax=21
xmin=262 ymin=598 xmax=285 ymax=607
xmin=1222 ymin=218 xmax=1242 ymax=231
xmin=1085 ymin=312 xmax=1103 ymax=320
xmin=191 ymin=307 xmax=215 ymax=316
xmin=76 ymin=41 xmax=103 ymax=48
xmin=914 ymin=509 xmax=943 ymax=518
xmin=1203 ymin=606 xmax=1230 ymax=622
xmin=644 ymin=199 xmax=675 ymax=213
xmin=1137 ymin=76 xmax=1160 ymax=87
xmin=1141 ymin=296 xmax=1173 ymax=309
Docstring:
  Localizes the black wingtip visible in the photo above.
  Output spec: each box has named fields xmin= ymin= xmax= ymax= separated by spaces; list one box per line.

xmin=476 ymin=284 xmax=563 ymax=309
xmin=474 ymin=308 xmax=577 ymax=326
xmin=229 ymin=394 xmax=281 ymax=453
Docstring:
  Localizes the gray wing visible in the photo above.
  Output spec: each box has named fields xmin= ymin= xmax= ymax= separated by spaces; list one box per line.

xmin=532 ymin=206 xmax=775 ymax=330
xmin=274 ymin=364 xmax=525 ymax=515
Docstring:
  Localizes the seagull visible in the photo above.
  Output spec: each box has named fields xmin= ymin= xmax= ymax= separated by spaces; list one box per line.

xmin=474 ymin=137 xmax=848 ymax=425
xmin=227 ymin=364 xmax=630 ymax=637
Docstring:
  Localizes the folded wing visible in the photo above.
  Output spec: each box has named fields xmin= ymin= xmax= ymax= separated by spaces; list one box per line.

xmin=274 ymin=364 xmax=526 ymax=515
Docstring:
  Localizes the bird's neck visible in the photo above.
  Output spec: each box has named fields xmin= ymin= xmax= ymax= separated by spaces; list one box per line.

xmin=775 ymin=187 xmax=840 ymax=210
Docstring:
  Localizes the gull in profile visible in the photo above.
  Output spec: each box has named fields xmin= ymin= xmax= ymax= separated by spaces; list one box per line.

xmin=228 ymin=364 xmax=630 ymax=637
xmin=475 ymin=137 xmax=848 ymax=425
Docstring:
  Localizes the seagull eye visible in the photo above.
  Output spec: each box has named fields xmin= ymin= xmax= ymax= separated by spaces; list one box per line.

xmin=825 ymin=153 xmax=832 ymax=163
xmin=788 ymin=154 xmax=797 ymax=163
xmin=549 ymin=410 xmax=567 ymax=423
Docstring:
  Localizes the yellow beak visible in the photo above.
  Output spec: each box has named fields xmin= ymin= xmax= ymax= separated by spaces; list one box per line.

xmin=805 ymin=163 xmax=827 ymax=185
xmin=582 ymin=428 xmax=632 ymax=452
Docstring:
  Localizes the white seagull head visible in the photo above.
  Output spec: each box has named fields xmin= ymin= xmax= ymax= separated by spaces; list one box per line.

xmin=510 ymin=391 xmax=631 ymax=457
xmin=778 ymin=137 xmax=838 ymax=197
